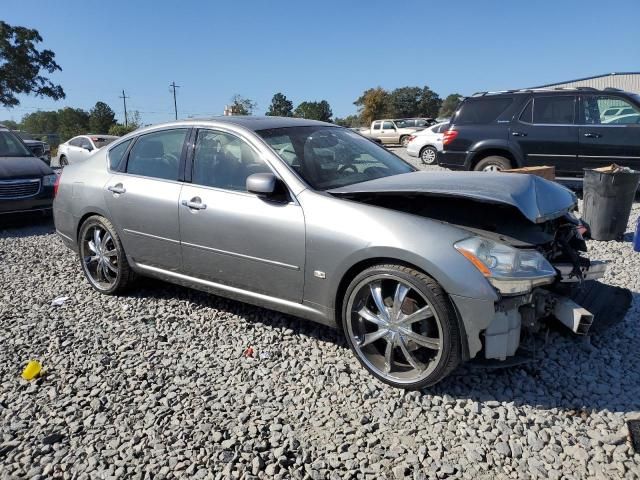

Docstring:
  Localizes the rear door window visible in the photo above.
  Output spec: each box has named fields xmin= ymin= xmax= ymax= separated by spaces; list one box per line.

xmin=532 ymin=96 xmax=576 ymax=124
xmin=454 ymin=97 xmax=513 ymax=124
xmin=126 ymin=129 xmax=187 ymax=181
xmin=519 ymin=100 xmax=533 ymax=123
xmin=108 ymin=139 xmax=132 ymax=170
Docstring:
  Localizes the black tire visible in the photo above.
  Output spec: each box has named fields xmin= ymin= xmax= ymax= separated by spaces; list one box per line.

xmin=473 ymin=155 xmax=511 ymax=172
xmin=59 ymin=155 xmax=68 ymax=167
xmin=420 ymin=146 xmax=438 ymax=165
xmin=78 ymin=215 xmax=135 ymax=295
xmin=399 ymin=135 xmax=410 ymax=148
xmin=342 ymin=264 xmax=461 ymax=390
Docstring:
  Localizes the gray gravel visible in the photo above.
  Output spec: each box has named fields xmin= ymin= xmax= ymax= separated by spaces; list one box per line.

xmin=1 ymin=156 xmax=640 ymax=479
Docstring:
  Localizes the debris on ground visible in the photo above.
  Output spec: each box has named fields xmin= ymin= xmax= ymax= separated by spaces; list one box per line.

xmin=242 ymin=346 xmax=254 ymax=358
xmin=50 ymin=296 xmax=68 ymax=307
xmin=21 ymin=360 xmax=42 ymax=381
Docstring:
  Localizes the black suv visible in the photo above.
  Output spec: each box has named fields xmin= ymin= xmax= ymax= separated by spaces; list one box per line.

xmin=439 ymin=87 xmax=640 ymax=175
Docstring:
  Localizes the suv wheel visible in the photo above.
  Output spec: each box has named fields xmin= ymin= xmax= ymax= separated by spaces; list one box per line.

xmin=400 ymin=136 xmax=410 ymax=148
xmin=474 ymin=155 xmax=511 ymax=172
xmin=342 ymin=264 xmax=461 ymax=389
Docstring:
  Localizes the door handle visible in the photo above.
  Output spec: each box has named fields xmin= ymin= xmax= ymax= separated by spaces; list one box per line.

xmin=583 ymin=132 xmax=602 ymax=138
xmin=181 ymin=198 xmax=207 ymax=210
xmin=511 ymin=131 xmax=527 ymax=137
xmin=107 ymin=184 xmax=126 ymax=194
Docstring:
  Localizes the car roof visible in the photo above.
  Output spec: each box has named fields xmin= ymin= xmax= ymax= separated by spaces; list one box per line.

xmin=188 ymin=116 xmax=333 ymax=131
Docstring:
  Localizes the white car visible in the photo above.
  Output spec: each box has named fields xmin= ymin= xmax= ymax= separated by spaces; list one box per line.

xmin=602 ymin=113 xmax=640 ymax=125
xmin=405 ymin=122 xmax=449 ymax=165
xmin=58 ymin=135 xmax=119 ymax=166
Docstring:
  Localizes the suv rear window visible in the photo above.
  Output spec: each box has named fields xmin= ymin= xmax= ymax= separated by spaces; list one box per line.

xmin=454 ymin=97 xmax=513 ymax=124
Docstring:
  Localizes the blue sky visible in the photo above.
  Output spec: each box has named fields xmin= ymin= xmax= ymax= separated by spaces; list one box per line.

xmin=3 ymin=0 xmax=640 ymax=124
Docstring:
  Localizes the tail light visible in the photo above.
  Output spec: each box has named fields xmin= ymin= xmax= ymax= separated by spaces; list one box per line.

xmin=442 ymin=130 xmax=459 ymax=146
xmin=407 ymin=135 xmax=416 ymax=143
xmin=53 ymin=172 xmax=62 ymax=198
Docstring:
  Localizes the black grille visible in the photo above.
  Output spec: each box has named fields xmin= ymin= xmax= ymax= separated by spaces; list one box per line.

xmin=0 ymin=179 xmax=41 ymax=199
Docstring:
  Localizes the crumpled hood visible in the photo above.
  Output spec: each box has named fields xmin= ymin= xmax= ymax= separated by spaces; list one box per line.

xmin=329 ymin=171 xmax=577 ymax=224
xmin=0 ymin=156 xmax=52 ymax=179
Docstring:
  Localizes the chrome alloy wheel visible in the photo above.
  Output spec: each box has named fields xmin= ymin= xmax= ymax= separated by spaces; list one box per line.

xmin=482 ymin=164 xmax=502 ymax=172
xmin=80 ymin=224 xmax=119 ymax=290
xmin=346 ymin=274 xmax=443 ymax=384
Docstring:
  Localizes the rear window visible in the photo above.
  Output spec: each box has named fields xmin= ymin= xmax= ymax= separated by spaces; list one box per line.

xmin=454 ymin=97 xmax=513 ymax=124
xmin=92 ymin=137 xmax=117 ymax=148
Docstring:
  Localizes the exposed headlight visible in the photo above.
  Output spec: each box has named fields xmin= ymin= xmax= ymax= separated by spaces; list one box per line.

xmin=454 ymin=237 xmax=556 ymax=295
xmin=42 ymin=174 xmax=57 ymax=186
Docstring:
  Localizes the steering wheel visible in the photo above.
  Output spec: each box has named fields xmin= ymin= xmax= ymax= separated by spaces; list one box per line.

xmin=337 ymin=163 xmax=358 ymax=174
xmin=278 ymin=145 xmax=296 ymax=157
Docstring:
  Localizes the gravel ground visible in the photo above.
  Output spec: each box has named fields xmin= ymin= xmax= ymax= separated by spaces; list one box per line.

xmin=1 ymin=154 xmax=639 ymax=479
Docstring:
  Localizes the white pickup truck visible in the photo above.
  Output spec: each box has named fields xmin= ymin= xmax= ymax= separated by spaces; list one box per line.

xmin=359 ymin=119 xmax=419 ymax=147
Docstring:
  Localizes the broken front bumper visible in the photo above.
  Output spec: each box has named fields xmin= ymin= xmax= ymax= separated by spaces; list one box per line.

xmin=481 ymin=260 xmax=607 ymax=360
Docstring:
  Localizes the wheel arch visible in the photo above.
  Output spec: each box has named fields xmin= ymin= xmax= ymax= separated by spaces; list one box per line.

xmin=333 ymin=256 xmax=471 ymax=360
xmin=466 ymin=141 xmax=523 ymax=170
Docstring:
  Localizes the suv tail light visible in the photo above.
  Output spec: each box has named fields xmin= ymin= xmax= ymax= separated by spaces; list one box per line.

xmin=408 ymin=135 xmax=416 ymax=142
xmin=442 ymin=130 xmax=458 ymax=146
xmin=53 ymin=172 xmax=62 ymax=198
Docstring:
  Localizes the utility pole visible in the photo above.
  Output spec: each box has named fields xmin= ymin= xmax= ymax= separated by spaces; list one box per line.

xmin=170 ymin=81 xmax=180 ymax=120
xmin=119 ymin=90 xmax=130 ymax=127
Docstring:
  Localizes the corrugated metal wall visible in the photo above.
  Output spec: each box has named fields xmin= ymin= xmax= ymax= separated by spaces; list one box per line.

xmin=539 ymin=73 xmax=640 ymax=93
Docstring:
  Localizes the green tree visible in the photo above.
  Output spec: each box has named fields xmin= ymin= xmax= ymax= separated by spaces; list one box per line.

xmin=21 ymin=110 xmax=59 ymax=134
xmin=438 ymin=93 xmax=463 ymax=118
xmin=333 ymin=114 xmax=361 ymax=128
xmin=57 ymin=107 xmax=89 ymax=141
xmin=108 ymin=110 xmax=142 ymax=136
xmin=388 ymin=87 xmax=422 ymax=118
xmin=0 ymin=21 xmax=65 ymax=107
xmin=229 ymin=94 xmax=256 ymax=115
xmin=294 ymin=100 xmax=332 ymax=122
xmin=417 ymin=86 xmax=442 ymax=118
xmin=266 ymin=92 xmax=293 ymax=117
xmin=354 ymin=87 xmax=391 ymax=125
xmin=0 ymin=119 xmax=19 ymax=130
xmin=89 ymin=101 xmax=116 ymax=133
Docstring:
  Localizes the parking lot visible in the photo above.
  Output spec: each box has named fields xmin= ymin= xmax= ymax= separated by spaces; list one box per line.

xmin=1 ymin=153 xmax=639 ymax=480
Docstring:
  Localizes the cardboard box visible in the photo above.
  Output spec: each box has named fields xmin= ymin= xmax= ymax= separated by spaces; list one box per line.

xmin=503 ymin=165 xmax=555 ymax=181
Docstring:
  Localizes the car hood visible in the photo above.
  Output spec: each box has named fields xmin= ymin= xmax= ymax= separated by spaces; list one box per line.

xmin=0 ymin=156 xmax=52 ymax=179
xmin=328 ymin=171 xmax=577 ymax=224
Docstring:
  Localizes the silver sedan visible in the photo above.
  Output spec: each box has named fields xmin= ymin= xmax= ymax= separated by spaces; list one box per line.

xmin=53 ymin=117 xmax=603 ymax=389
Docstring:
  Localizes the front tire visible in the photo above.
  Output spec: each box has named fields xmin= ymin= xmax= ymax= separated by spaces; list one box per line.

xmin=420 ymin=146 xmax=438 ymax=165
xmin=58 ymin=155 xmax=68 ymax=167
xmin=78 ymin=215 xmax=134 ymax=295
xmin=342 ymin=264 xmax=461 ymax=389
xmin=473 ymin=155 xmax=511 ymax=172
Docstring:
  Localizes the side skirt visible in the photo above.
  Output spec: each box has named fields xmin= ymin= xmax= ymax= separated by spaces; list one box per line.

xmin=130 ymin=260 xmax=336 ymax=328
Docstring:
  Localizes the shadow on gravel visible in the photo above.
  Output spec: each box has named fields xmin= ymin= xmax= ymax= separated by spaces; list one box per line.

xmin=120 ymin=276 xmax=638 ymax=414
xmin=0 ymin=214 xmax=54 ymax=238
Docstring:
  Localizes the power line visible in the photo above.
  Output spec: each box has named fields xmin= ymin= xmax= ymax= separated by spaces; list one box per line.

xmin=169 ymin=81 xmax=180 ymax=120
xmin=118 ymin=89 xmax=130 ymax=126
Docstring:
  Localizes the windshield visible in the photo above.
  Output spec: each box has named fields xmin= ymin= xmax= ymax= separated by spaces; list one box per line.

xmin=0 ymin=131 xmax=32 ymax=157
xmin=257 ymin=126 xmax=415 ymax=190
xmin=91 ymin=136 xmax=117 ymax=148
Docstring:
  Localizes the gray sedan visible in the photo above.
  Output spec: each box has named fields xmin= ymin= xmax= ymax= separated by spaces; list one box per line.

xmin=53 ymin=117 xmax=604 ymax=389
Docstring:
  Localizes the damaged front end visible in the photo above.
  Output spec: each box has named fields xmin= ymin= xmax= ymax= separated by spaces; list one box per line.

xmin=329 ymin=172 xmax=608 ymax=361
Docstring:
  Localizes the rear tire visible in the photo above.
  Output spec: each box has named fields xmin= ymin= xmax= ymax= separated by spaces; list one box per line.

xmin=78 ymin=215 xmax=135 ymax=295
xmin=342 ymin=264 xmax=461 ymax=390
xmin=400 ymin=136 xmax=410 ymax=148
xmin=473 ymin=155 xmax=511 ymax=172
xmin=420 ymin=146 xmax=438 ymax=165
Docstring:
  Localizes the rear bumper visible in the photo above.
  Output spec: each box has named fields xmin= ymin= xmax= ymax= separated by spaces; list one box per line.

xmin=438 ymin=150 xmax=468 ymax=170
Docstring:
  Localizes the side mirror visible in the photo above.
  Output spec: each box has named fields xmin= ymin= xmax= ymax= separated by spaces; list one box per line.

xmin=246 ymin=172 xmax=277 ymax=196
